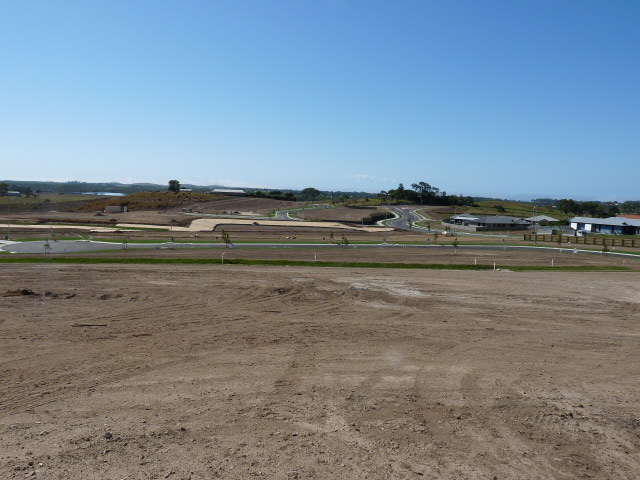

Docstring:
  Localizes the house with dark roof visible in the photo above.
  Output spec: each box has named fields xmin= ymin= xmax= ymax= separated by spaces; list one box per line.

xmin=447 ymin=214 xmax=530 ymax=232
xmin=524 ymin=215 xmax=559 ymax=224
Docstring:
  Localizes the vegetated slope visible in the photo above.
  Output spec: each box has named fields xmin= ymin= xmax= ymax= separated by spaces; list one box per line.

xmin=0 ymin=194 xmax=105 ymax=214
xmin=296 ymin=206 xmax=383 ymax=224
xmin=465 ymin=201 xmax=564 ymax=219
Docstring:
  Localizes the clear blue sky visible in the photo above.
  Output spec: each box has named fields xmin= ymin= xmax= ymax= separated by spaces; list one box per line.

xmin=1 ymin=1 xmax=638 ymax=200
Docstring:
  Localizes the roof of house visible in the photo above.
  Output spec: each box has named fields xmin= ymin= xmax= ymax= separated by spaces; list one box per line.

xmin=570 ymin=216 xmax=640 ymax=227
xmin=478 ymin=215 xmax=530 ymax=225
xmin=618 ymin=214 xmax=640 ymax=220
xmin=452 ymin=214 xmax=480 ymax=221
xmin=525 ymin=215 xmax=559 ymax=222
xmin=211 ymin=189 xmax=246 ymax=194
xmin=452 ymin=214 xmax=529 ymax=225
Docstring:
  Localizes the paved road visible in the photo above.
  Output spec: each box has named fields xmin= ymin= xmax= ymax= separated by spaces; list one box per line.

xmin=384 ymin=206 xmax=435 ymax=233
xmin=2 ymin=239 xmax=639 ymax=260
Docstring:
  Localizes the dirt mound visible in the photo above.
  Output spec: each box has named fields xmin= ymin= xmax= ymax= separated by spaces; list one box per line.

xmin=2 ymin=288 xmax=36 ymax=296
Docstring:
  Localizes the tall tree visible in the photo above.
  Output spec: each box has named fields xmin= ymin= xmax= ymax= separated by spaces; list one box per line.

xmin=168 ymin=180 xmax=180 ymax=192
xmin=300 ymin=187 xmax=320 ymax=201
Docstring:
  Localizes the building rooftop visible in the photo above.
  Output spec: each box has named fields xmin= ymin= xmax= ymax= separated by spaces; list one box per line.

xmin=211 ymin=188 xmax=246 ymax=194
xmin=451 ymin=214 xmax=530 ymax=225
xmin=525 ymin=215 xmax=559 ymax=222
xmin=570 ymin=216 xmax=640 ymax=227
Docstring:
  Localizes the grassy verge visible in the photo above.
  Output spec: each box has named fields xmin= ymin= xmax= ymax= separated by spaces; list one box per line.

xmin=0 ymin=256 xmax=631 ymax=271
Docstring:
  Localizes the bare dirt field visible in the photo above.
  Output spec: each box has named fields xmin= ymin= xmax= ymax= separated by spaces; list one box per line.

xmin=193 ymin=198 xmax=301 ymax=216
xmin=1 ymin=264 xmax=639 ymax=479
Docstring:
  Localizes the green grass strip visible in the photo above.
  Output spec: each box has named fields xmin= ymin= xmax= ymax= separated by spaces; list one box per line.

xmin=0 ymin=256 xmax=631 ymax=271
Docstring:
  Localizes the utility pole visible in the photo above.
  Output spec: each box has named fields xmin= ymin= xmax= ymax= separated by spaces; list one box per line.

xmin=532 ymin=205 xmax=537 ymax=243
xmin=453 ymin=207 xmax=458 ymax=236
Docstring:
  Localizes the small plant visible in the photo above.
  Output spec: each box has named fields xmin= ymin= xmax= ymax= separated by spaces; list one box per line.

xmin=452 ymin=238 xmax=459 ymax=254
xmin=602 ymin=240 xmax=609 ymax=255
xmin=221 ymin=229 xmax=232 ymax=247
xmin=433 ymin=233 xmax=438 ymax=244
xmin=340 ymin=234 xmax=349 ymax=247
xmin=329 ymin=230 xmax=334 ymax=244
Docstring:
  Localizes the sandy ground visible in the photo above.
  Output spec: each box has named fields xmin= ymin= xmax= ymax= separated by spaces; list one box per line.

xmin=1 ymin=264 xmax=639 ymax=479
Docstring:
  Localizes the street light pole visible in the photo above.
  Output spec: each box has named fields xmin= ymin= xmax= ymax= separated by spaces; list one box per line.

xmin=533 ymin=205 xmax=537 ymax=243
xmin=453 ymin=207 xmax=458 ymax=236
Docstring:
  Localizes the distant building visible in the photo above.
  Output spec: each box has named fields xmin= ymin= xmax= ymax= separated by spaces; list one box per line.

xmin=210 ymin=189 xmax=247 ymax=197
xmin=447 ymin=214 xmax=530 ymax=231
xmin=5 ymin=191 xmax=21 ymax=197
xmin=570 ymin=216 xmax=640 ymax=235
xmin=525 ymin=215 xmax=559 ymax=224
xmin=179 ymin=188 xmax=193 ymax=193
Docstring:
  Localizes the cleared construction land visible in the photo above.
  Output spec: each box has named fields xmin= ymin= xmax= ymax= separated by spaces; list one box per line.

xmin=1 ymin=197 xmax=639 ymax=479
xmin=1 ymin=264 xmax=639 ymax=479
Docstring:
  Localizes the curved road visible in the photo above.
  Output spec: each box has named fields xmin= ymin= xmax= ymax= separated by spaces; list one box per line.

xmin=384 ymin=206 xmax=434 ymax=233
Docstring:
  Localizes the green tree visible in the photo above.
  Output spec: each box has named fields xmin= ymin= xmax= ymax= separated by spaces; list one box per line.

xmin=220 ymin=229 xmax=231 ymax=247
xmin=168 ymin=180 xmax=180 ymax=192
xmin=557 ymin=199 xmax=578 ymax=214
xmin=300 ymin=187 xmax=320 ymax=201
xmin=0 ymin=182 xmax=9 ymax=196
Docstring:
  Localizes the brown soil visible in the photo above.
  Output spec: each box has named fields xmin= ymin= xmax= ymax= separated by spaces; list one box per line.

xmin=1 ymin=197 xmax=303 ymax=227
xmin=192 ymin=197 xmax=302 ymax=216
xmin=2 ymin=210 xmax=184 ymax=227
xmin=1 ymin=264 xmax=639 ymax=479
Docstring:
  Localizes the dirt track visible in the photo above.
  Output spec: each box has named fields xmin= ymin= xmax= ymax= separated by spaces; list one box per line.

xmin=1 ymin=264 xmax=639 ymax=479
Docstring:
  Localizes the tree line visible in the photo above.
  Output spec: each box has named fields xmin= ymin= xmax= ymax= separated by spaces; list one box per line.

xmin=556 ymin=199 xmax=640 ymax=217
xmin=378 ymin=182 xmax=476 ymax=206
